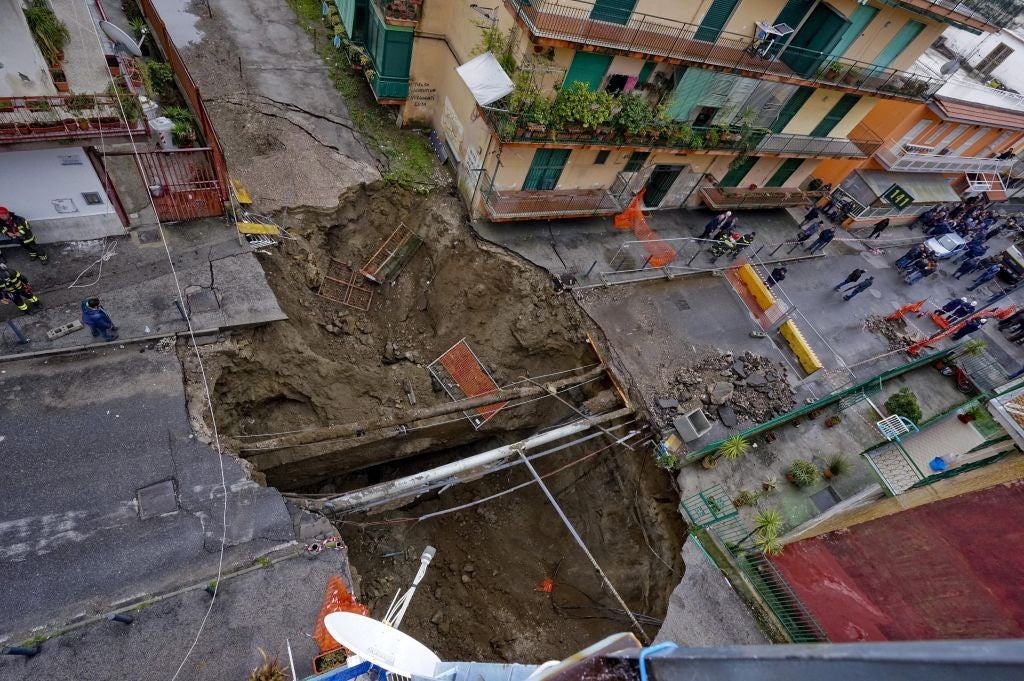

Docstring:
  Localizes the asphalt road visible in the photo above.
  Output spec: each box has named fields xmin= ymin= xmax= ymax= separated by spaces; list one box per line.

xmin=0 ymin=346 xmax=294 ymax=641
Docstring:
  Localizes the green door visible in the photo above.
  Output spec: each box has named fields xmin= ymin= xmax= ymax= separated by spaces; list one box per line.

xmin=719 ymin=157 xmax=759 ymax=188
xmin=827 ymin=4 xmax=879 ymax=59
xmin=523 ymin=149 xmax=570 ymax=191
xmin=563 ymin=52 xmax=613 ymax=91
xmin=872 ymin=20 xmax=925 ymax=69
xmin=695 ymin=0 xmax=739 ymax=42
xmin=770 ymin=86 xmax=814 ymax=133
xmin=589 ymin=0 xmax=636 ymax=24
xmin=809 ymin=93 xmax=861 ymax=137
xmin=765 ymin=159 xmax=803 ymax=187
xmin=643 ymin=165 xmax=683 ymax=207
xmin=637 ymin=60 xmax=657 ymax=84
xmin=766 ymin=0 xmax=815 ymax=56
xmin=780 ymin=4 xmax=850 ymax=77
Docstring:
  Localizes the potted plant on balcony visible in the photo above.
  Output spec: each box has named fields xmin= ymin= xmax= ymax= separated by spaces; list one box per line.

xmin=51 ymin=69 xmax=69 ymax=93
xmin=552 ymin=82 xmax=613 ymax=133
xmin=613 ymin=93 xmax=655 ymax=139
xmin=820 ymin=62 xmax=844 ymax=82
xmin=23 ymin=0 xmax=70 ymax=67
xmin=704 ymin=127 xmax=721 ymax=148
xmin=786 ymin=459 xmax=818 ymax=487
xmin=842 ymin=66 xmax=863 ymax=86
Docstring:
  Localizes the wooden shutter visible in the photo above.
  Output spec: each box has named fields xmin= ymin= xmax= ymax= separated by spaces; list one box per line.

xmin=695 ymin=0 xmax=740 ymax=42
xmin=810 ymin=94 xmax=861 ymax=137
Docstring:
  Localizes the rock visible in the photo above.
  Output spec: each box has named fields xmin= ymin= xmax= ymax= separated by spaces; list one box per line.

xmin=718 ymin=405 xmax=738 ymax=427
xmin=746 ymin=372 xmax=767 ymax=387
xmin=461 ymin=574 xmax=471 ymax=583
xmin=430 ymin=610 xmax=444 ymax=625
xmin=434 ymin=588 xmax=443 ymax=599
xmin=657 ymin=397 xmax=679 ymax=409
xmin=463 ymin=563 xmax=475 ymax=573
xmin=439 ymin=621 xmax=451 ymax=635
xmin=325 ymin=324 xmax=337 ymax=334
xmin=719 ymin=370 xmax=734 ymax=378
xmin=731 ymin=361 xmax=749 ymax=379
xmin=357 ymin=318 xmax=372 ymax=334
xmin=709 ymin=381 xmax=734 ymax=406
xmin=337 ymin=317 xmax=353 ymax=335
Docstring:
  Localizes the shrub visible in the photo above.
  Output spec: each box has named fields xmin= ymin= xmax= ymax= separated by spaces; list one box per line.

xmin=248 ymin=648 xmax=287 ymax=681
xmin=733 ymin=489 xmax=757 ymax=507
xmin=24 ymin=0 xmax=70 ymax=65
xmin=552 ymin=82 xmax=613 ymax=129
xmin=143 ymin=60 xmax=175 ymax=99
xmin=885 ymin=387 xmax=922 ymax=425
xmin=613 ymin=93 xmax=655 ymax=136
xmin=788 ymin=459 xmax=818 ymax=487
xmin=171 ymin=120 xmax=198 ymax=147
xmin=717 ymin=434 xmax=749 ymax=460
xmin=824 ymin=454 xmax=849 ymax=478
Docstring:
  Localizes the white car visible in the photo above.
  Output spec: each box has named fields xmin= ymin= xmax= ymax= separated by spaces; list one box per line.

xmin=925 ymin=233 xmax=966 ymax=260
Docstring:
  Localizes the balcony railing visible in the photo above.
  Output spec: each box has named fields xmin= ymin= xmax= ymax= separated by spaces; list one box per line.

xmin=700 ymin=186 xmax=825 ymax=210
xmin=875 ymin=145 xmax=1016 ymax=174
xmin=370 ymin=0 xmax=422 ymax=26
xmin=480 ymin=170 xmax=623 ymax=221
xmin=0 ymin=94 xmax=147 ymax=143
xmin=896 ymin=0 xmax=1024 ymax=30
xmin=482 ymin=107 xmax=879 ymax=158
xmin=505 ymin=0 xmax=942 ymax=102
xmin=365 ymin=69 xmax=409 ymax=100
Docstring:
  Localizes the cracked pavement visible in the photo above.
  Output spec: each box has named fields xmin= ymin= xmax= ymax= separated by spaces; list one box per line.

xmin=0 ymin=346 xmax=296 ymax=641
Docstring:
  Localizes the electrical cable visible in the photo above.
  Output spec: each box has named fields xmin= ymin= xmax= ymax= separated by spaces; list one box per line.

xmin=83 ymin=13 xmax=229 ymax=681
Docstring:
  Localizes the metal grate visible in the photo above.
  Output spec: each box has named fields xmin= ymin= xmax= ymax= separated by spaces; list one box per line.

xmin=428 ymin=339 xmax=507 ymax=428
xmin=360 ymin=223 xmax=423 ymax=284
xmin=680 ymin=484 xmax=737 ymax=528
xmin=318 ymin=259 xmax=374 ymax=311
xmin=866 ymin=444 xmax=924 ymax=495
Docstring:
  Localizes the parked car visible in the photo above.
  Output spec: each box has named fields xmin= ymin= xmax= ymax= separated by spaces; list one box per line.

xmin=997 ymin=245 xmax=1024 ymax=286
xmin=924 ymin=233 xmax=966 ymax=259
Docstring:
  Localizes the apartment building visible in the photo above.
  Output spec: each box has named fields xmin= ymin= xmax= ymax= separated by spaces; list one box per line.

xmin=333 ymin=0 xmax=1021 ymax=222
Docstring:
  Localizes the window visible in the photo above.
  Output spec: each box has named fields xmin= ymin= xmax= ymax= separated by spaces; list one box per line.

xmin=977 ymin=43 xmax=1013 ymax=75
xmin=81 ymin=192 xmax=103 ymax=205
xmin=693 ymin=106 xmax=719 ymax=127
xmin=605 ymin=74 xmax=629 ymax=94
xmin=624 ymin=151 xmax=649 ymax=172
xmin=594 ymin=150 xmax=610 ymax=165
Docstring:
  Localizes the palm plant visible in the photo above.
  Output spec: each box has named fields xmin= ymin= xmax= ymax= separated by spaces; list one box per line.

xmin=730 ymin=509 xmax=784 ymax=552
xmin=248 ymin=648 xmax=287 ymax=681
xmin=718 ymin=434 xmax=750 ymax=460
xmin=24 ymin=0 xmax=70 ymax=65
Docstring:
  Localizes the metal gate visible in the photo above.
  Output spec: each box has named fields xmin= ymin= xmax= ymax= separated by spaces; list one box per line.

xmin=133 ymin=149 xmax=223 ymax=221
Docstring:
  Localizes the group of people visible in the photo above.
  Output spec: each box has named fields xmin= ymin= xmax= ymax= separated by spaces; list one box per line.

xmin=913 ymin=199 xmax=1018 ymax=245
xmin=701 ymin=211 xmax=756 ymax=263
xmin=1 ymin=205 xmax=118 ymax=342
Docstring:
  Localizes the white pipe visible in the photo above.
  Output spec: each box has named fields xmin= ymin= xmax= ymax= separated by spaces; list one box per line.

xmin=317 ymin=408 xmax=632 ymax=514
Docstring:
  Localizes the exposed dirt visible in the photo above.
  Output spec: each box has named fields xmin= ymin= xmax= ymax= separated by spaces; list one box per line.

xmin=864 ymin=314 xmax=917 ymax=352
xmin=341 ymin=438 xmax=685 ymax=663
xmin=191 ymin=182 xmax=593 ymax=444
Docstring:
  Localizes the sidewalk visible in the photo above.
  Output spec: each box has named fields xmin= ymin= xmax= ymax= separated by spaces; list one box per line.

xmin=0 ymin=219 xmax=286 ymax=357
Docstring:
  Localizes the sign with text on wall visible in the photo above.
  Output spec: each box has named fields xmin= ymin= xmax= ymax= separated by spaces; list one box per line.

xmin=442 ymin=97 xmax=464 ymax=160
xmin=882 ymin=183 xmax=915 ymax=209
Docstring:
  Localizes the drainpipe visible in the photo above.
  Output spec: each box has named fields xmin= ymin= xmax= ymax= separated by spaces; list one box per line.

xmin=469 ymin=131 xmax=496 ymax=218
xmin=317 ymin=407 xmax=633 ymax=514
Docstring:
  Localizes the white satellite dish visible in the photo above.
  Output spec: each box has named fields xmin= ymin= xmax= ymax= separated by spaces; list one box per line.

xmin=940 ymin=56 xmax=961 ymax=76
xmin=100 ymin=20 xmax=146 ymax=58
xmin=324 ymin=612 xmax=441 ymax=678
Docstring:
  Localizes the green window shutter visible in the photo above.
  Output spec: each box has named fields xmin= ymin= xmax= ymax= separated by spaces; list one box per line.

xmin=774 ymin=0 xmax=815 ymax=31
xmin=827 ymin=4 xmax=879 ymax=59
xmin=563 ymin=52 xmax=613 ymax=91
xmin=695 ymin=0 xmax=739 ymax=42
xmin=873 ymin=20 xmax=925 ymax=69
xmin=664 ymin=68 xmax=713 ymax=121
xmin=637 ymin=61 xmax=657 ymax=84
xmin=719 ymin=156 xmax=759 ymax=188
xmin=810 ymin=93 xmax=861 ymax=137
xmin=765 ymin=159 xmax=803 ymax=187
xmin=770 ymin=86 xmax=813 ymax=133
xmin=523 ymin=149 xmax=571 ymax=191
xmin=624 ymin=151 xmax=650 ymax=172
xmin=589 ymin=0 xmax=637 ymax=25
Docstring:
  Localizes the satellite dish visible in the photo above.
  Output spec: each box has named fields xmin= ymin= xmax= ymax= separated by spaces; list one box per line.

xmin=940 ymin=57 xmax=960 ymax=76
xmin=100 ymin=20 xmax=145 ymax=58
xmin=325 ymin=612 xmax=441 ymax=678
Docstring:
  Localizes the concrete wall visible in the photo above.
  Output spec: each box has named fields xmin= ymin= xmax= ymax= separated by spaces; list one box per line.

xmin=943 ymin=25 xmax=1024 ymax=91
xmin=0 ymin=146 xmax=124 ymax=242
xmin=0 ymin=0 xmax=58 ymax=97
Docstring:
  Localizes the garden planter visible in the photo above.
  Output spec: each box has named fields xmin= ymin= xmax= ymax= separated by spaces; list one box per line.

xmin=701 ymin=455 xmax=718 ymax=469
xmin=824 ymin=416 xmax=841 ymax=428
xmin=808 ymin=409 xmax=821 ymax=420
xmin=55 ymin=81 xmax=70 ymax=93
xmin=786 ymin=473 xmax=796 ymax=484
xmin=822 ymin=469 xmax=834 ymax=480
xmin=763 ymin=431 xmax=777 ymax=443
xmin=958 ymin=412 xmax=975 ymax=424
xmin=313 ymin=648 xmax=347 ymax=674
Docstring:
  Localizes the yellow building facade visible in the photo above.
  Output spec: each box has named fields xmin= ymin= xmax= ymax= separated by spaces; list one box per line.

xmin=339 ymin=0 xmax=1021 ymax=220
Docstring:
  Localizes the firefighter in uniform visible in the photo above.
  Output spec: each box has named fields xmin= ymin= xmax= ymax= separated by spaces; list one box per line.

xmin=0 ymin=206 xmax=48 ymax=262
xmin=0 ymin=263 xmax=41 ymax=314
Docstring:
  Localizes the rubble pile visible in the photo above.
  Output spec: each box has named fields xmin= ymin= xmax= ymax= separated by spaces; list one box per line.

xmin=657 ymin=351 xmax=795 ymax=428
xmin=864 ymin=314 xmax=916 ymax=352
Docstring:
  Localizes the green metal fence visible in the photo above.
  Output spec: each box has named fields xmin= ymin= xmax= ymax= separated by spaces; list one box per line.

xmin=683 ymin=348 xmax=958 ymax=463
xmin=681 ymin=484 xmax=738 ymax=527
xmin=707 ymin=517 xmax=828 ymax=643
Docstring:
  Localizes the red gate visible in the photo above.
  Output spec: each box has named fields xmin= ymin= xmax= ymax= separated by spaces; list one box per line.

xmin=133 ymin=149 xmax=223 ymax=221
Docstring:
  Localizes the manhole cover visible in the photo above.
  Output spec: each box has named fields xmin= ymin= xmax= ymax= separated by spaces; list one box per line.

xmin=137 ymin=479 xmax=178 ymax=519
xmin=810 ymin=485 xmax=842 ymax=513
xmin=137 ymin=228 xmax=160 ymax=244
xmin=187 ymin=289 xmax=220 ymax=313
xmin=674 ymin=297 xmax=690 ymax=311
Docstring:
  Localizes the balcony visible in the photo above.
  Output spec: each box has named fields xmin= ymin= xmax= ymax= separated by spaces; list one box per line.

xmin=365 ymin=67 xmax=409 ymax=101
xmin=505 ymin=0 xmax=942 ymax=102
xmin=0 ymin=94 xmax=147 ymax=143
xmin=480 ymin=171 xmax=623 ymax=221
xmin=370 ymin=0 xmax=422 ymax=26
xmin=895 ymin=0 xmax=1023 ymax=31
xmin=482 ymin=107 xmax=880 ymax=158
xmin=700 ymin=186 xmax=825 ymax=210
xmin=875 ymin=144 xmax=1016 ymax=174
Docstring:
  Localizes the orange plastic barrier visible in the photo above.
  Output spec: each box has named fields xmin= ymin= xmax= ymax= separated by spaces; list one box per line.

xmin=886 ymin=300 xmax=925 ymax=321
xmin=612 ymin=189 xmax=677 ymax=267
xmin=312 ymin=575 xmax=371 ymax=653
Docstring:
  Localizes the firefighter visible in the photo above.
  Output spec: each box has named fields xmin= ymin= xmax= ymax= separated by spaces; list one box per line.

xmin=709 ymin=231 xmax=736 ymax=263
xmin=0 ymin=206 xmax=48 ymax=262
xmin=0 ymin=263 xmax=41 ymax=314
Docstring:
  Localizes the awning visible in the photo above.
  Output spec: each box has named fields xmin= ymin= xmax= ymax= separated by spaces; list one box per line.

xmin=855 ymin=170 xmax=962 ymax=204
xmin=456 ymin=52 xmax=514 ymax=106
